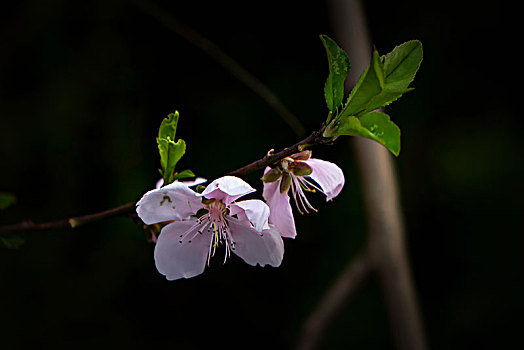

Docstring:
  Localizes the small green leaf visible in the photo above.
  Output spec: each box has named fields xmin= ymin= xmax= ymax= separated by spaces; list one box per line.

xmin=157 ymin=138 xmax=186 ymax=185
xmin=383 ymin=40 xmax=423 ymax=90
xmin=320 ymin=35 xmax=351 ymax=112
xmin=340 ymin=49 xmax=384 ymax=117
xmin=172 ymin=169 xmax=196 ymax=181
xmin=0 ymin=192 xmax=16 ymax=210
xmin=326 ymin=112 xmax=401 ymax=156
xmin=0 ymin=234 xmax=25 ymax=249
xmin=158 ymin=112 xmax=179 ymax=140
xmin=339 ymin=41 xmax=421 ymax=118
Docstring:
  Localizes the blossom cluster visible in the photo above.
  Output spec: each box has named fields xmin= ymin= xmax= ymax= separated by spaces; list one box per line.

xmin=136 ymin=151 xmax=344 ymax=280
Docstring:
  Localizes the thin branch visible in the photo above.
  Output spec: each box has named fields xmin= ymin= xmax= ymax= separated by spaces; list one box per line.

xmin=0 ymin=128 xmax=333 ymax=235
xmin=296 ymin=251 xmax=371 ymax=350
xmin=0 ymin=202 xmax=136 ymax=234
xmin=227 ymin=129 xmax=332 ymax=176
xmin=135 ymin=0 xmax=307 ymax=137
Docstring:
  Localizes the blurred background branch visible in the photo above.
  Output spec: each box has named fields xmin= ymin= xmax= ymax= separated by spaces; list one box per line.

xmin=135 ymin=0 xmax=306 ymax=137
xmin=297 ymin=1 xmax=428 ymax=349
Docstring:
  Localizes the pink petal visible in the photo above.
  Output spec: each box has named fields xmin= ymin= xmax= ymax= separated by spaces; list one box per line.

xmin=182 ymin=177 xmax=207 ymax=187
xmin=154 ymin=220 xmax=211 ymax=280
xmin=136 ymin=182 xmax=203 ymax=225
xmin=227 ymin=219 xmax=284 ymax=267
xmin=262 ymin=178 xmax=297 ymax=238
xmin=155 ymin=177 xmax=207 ymax=189
xmin=304 ymin=158 xmax=345 ymax=201
xmin=229 ymin=199 xmax=270 ymax=232
xmin=200 ymin=176 xmax=255 ymax=204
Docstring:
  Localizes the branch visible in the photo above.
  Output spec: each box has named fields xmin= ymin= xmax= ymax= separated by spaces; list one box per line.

xmin=227 ymin=129 xmax=332 ymax=176
xmin=0 ymin=128 xmax=333 ymax=235
xmin=134 ymin=0 xmax=306 ymax=137
xmin=0 ymin=202 xmax=136 ymax=234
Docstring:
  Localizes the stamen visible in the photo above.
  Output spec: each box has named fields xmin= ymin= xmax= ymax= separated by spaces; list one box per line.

xmin=200 ymin=200 xmax=236 ymax=266
xmin=298 ymin=176 xmax=325 ymax=195
xmin=177 ymin=219 xmax=205 ymax=244
xmin=290 ymin=174 xmax=318 ymax=214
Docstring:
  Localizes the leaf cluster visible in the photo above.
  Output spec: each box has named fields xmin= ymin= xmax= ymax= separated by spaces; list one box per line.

xmin=157 ymin=111 xmax=195 ymax=185
xmin=320 ymin=36 xmax=422 ymax=156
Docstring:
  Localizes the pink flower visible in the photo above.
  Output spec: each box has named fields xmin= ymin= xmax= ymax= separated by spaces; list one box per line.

xmin=136 ymin=176 xmax=284 ymax=280
xmin=262 ymin=151 xmax=345 ymax=238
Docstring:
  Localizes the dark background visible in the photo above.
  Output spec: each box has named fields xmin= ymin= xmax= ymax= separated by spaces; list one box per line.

xmin=1 ymin=1 xmax=522 ymax=349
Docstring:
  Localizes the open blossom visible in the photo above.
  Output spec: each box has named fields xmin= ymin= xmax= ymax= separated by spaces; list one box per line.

xmin=136 ymin=176 xmax=284 ymax=280
xmin=262 ymin=151 xmax=344 ymax=238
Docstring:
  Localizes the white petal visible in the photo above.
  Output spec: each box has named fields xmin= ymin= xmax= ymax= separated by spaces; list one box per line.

xmin=304 ymin=158 xmax=345 ymax=201
xmin=262 ymin=179 xmax=297 ymax=238
xmin=229 ymin=199 xmax=270 ymax=231
xmin=228 ymin=219 xmax=284 ymax=267
xmin=154 ymin=220 xmax=211 ymax=280
xmin=156 ymin=177 xmax=207 ymax=189
xmin=136 ymin=182 xmax=203 ymax=225
xmin=200 ymin=176 xmax=255 ymax=204
xmin=181 ymin=177 xmax=207 ymax=187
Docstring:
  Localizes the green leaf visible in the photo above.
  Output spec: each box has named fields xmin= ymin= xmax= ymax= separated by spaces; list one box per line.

xmin=172 ymin=169 xmax=196 ymax=181
xmin=0 ymin=192 xmax=16 ymax=210
xmin=0 ymin=234 xmax=25 ymax=249
xmin=158 ymin=111 xmax=179 ymax=140
xmin=157 ymin=138 xmax=186 ymax=185
xmin=339 ymin=41 xmax=421 ymax=118
xmin=383 ymin=40 xmax=423 ymax=90
xmin=320 ymin=35 xmax=351 ymax=112
xmin=340 ymin=49 xmax=385 ymax=117
xmin=157 ymin=111 xmax=187 ymax=185
xmin=326 ymin=112 xmax=401 ymax=156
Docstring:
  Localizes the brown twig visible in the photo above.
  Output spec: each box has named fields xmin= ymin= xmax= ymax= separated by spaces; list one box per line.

xmin=0 ymin=202 xmax=136 ymax=233
xmin=134 ymin=0 xmax=307 ymax=137
xmin=227 ymin=129 xmax=332 ymax=176
xmin=0 ymin=129 xmax=332 ymax=235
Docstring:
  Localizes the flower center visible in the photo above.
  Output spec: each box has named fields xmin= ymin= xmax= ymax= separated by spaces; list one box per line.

xmin=200 ymin=200 xmax=235 ymax=265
